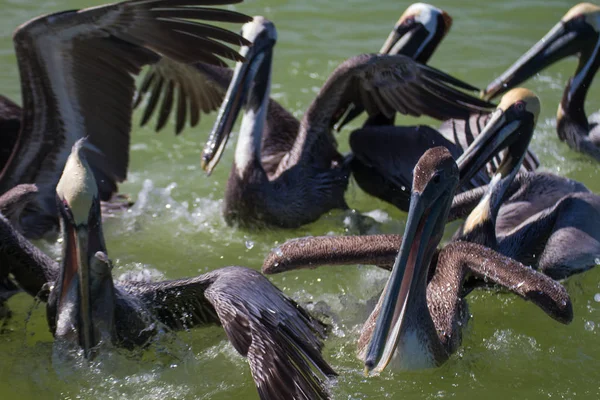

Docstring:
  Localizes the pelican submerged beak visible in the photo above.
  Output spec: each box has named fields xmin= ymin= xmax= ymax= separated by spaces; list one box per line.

xmin=363 ymin=147 xmax=458 ymax=375
xmin=201 ymin=17 xmax=276 ymax=175
xmin=482 ymin=7 xmax=596 ymax=101
xmin=53 ymin=139 xmax=115 ymax=359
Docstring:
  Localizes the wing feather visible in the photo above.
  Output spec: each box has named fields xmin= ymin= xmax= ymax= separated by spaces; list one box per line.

xmin=132 ymin=266 xmax=335 ymax=400
xmin=2 ymin=0 xmax=250 ymax=220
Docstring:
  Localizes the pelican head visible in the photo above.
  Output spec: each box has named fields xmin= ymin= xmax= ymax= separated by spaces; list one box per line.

xmin=201 ymin=16 xmax=277 ymax=174
xmin=363 ymin=147 xmax=459 ymax=375
xmin=483 ymin=3 xmax=600 ymax=101
xmin=457 ymin=89 xmax=540 ymax=233
xmin=50 ymin=139 xmax=115 ymax=359
xmin=380 ymin=3 xmax=452 ymax=62
xmin=458 ymin=88 xmax=539 ymax=184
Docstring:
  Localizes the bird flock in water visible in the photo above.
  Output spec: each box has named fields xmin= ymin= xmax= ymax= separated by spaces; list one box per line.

xmin=0 ymin=0 xmax=599 ymax=398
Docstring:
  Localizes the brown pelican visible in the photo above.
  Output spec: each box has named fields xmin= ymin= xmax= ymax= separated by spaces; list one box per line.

xmin=261 ymin=147 xmax=572 ymax=372
xmin=202 ymin=17 xmax=494 ymax=228
xmin=0 ymin=0 xmax=251 ymax=239
xmin=452 ymin=89 xmax=600 ymax=279
xmin=482 ymin=3 xmax=600 ymax=161
xmin=343 ymin=6 xmax=540 ymax=211
xmin=1 ymin=139 xmax=336 ymax=399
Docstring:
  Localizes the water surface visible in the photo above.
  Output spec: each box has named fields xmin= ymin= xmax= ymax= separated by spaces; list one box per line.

xmin=0 ymin=0 xmax=599 ymax=399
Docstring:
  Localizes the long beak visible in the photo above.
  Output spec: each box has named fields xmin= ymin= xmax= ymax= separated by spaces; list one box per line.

xmin=201 ymin=43 xmax=269 ymax=175
xmin=482 ymin=22 xmax=578 ymax=100
xmin=363 ymin=190 xmax=446 ymax=375
xmin=379 ymin=23 xmax=416 ymax=55
xmin=56 ymin=203 xmax=112 ymax=360
xmin=456 ymin=109 xmax=523 ymax=184
xmin=59 ymin=220 xmax=95 ymax=359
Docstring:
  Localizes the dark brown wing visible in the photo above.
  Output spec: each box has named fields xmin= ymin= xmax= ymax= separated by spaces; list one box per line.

xmin=263 ymin=234 xmax=403 ymax=274
xmin=3 ymin=0 xmax=251 ymax=215
xmin=132 ymin=266 xmax=335 ymax=400
xmin=134 ymin=59 xmax=233 ymax=134
xmin=285 ymin=54 xmax=494 ymax=170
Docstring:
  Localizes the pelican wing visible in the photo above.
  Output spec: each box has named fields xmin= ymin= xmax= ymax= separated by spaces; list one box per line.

xmin=133 ymin=266 xmax=335 ymax=400
xmin=134 ymin=59 xmax=233 ymax=134
xmin=433 ymin=241 xmax=573 ymax=324
xmin=3 ymin=0 xmax=251 ymax=210
xmin=323 ymin=54 xmax=494 ymax=129
xmin=262 ymin=234 xmax=402 ymax=274
xmin=285 ymin=54 xmax=493 ymax=170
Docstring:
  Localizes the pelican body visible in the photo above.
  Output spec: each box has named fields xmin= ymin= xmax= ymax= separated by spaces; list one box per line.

xmin=137 ymin=14 xmax=493 ymax=229
xmin=453 ymin=89 xmax=600 ymax=280
xmin=0 ymin=0 xmax=252 ymax=239
xmin=483 ymin=3 xmax=600 ymax=161
xmin=262 ymin=147 xmax=572 ymax=372
xmin=342 ymin=4 xmax=537 ymax=212
xmin=1 ymin=139 xmax=336 ymax=400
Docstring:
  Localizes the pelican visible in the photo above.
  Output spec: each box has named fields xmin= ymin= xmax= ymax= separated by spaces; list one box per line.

xmin=202 ymin=17 xmax=494 ymax=228
xmin=261 ymin=147 xmax=572 ymax=372
xmin=135 ymin=15 xmax=492 ymax=229
xmin=343 ymin=5 xmax=539 ymax=211
xmin=0 ymin=0 xmax=251 ymax=239
xmin=482 ymin=3 xmax=600 ymax=161
xmin=452 ymin=89 xmax=600 ymax=279
xmin=0 ymin=139 xmax=336 ymax=399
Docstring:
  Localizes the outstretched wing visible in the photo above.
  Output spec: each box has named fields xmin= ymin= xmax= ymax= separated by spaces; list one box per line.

xmin=285 ymin=54 xmax=494 ymax=170
xmin=134 ymin=59 xmax=233 ymax=134
xmin=132 ymin=266 xmax=335 ymax=400
xmin=3 ymin=0 xmax=251 ymax=211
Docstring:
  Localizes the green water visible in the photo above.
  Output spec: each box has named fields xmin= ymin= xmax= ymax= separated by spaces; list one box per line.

xmin=1 ymin=0 xmax=599 ymax=398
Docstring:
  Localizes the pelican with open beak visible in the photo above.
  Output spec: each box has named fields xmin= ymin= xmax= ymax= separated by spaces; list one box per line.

xmin=482 ymin=3 xmax=600 ymax=161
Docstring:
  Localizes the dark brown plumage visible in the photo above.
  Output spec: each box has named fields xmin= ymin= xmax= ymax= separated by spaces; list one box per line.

xmin=136 ymin=16 xmax=492 ymax=229
xmin=0 ymin=0 xmax=252 ymax=239
xmin=4 ymin=140 xmax=335 ymax=400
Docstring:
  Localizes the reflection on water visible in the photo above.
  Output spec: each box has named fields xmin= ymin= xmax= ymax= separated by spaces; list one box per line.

xmin=0 ymin=0 xmax=599 ymax=399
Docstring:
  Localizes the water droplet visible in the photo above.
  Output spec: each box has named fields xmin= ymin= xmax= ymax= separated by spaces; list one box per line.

xmin=245 ymin=240 xmax=254 ymax=250
xmin=594 ymin=293 xmax=600 ymax=303
xmin=584 ymin=321 xmax=595 ymax=332
xmin=275 ymin=248 xmax=284 ymax=257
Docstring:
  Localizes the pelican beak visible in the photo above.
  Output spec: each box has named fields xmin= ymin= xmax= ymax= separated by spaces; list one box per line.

xmin=53 ymin=139 xmax=115 ymax=359
xmin=363 ymin=149 xmax=457 ymax=375
xmin=482 ymin=19 xmax=588 ymax=100
xmin=456 ymin=108 xmax=522 ymax=184
xmin=201 ymin=17 xmax=276 ymax=174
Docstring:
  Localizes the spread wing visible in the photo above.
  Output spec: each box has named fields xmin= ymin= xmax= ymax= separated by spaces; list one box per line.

xmin=285 ymin=54 xmax=495 ymax=170
xmin=132 ymin=266 xmax=335 ymax=400
xmin=134 ymin=59 xmax=233 ymax=134
xmin=3 ymin=0 xmax=251 ymax=213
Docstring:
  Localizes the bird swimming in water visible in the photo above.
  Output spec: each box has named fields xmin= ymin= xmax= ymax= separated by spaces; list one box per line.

xmin=341 ymin=4 xmax=539 ymax=211
xmin=134 ymin=14 xmax=492 ymax=229
xmin=0 ymin=0 xmax=252 ymax=240
xmin=261 ymin=147 xmax=572 ymax=373
xmin=452 ymin=88 xmax=600 ymax=280
xmin=482 ymin=3 xmax=600 ymax=161
xmin=1 ymin=139 xmax=337 ymax=400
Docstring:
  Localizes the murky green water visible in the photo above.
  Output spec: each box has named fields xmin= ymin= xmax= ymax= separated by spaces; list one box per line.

xmin=1 ymin=0 xmax=599 ymax=398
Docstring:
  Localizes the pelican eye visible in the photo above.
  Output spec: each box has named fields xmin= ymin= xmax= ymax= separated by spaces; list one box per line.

xmin=514 ymin=101 xmax=526 ymax=114
xmin=403 ymin=16 xmax=416 ymax=26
